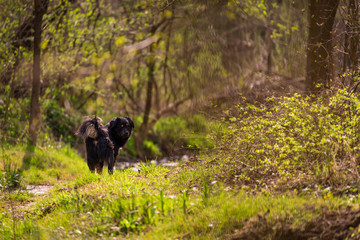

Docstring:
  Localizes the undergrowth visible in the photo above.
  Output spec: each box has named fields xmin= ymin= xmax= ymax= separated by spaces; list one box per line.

xmin=182 ymin=89 xmax=360 ymax=194
xmin=145 ymin=114 xmax=218 ymax=157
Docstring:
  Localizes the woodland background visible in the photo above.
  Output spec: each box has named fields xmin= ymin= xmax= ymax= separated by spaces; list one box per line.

xmin=3 ymin=1 xmax=360 ymax=239
xmin=1 ymin=0 xmax=343 ymax=158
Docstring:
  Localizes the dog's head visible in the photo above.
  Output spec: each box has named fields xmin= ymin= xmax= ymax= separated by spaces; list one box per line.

xmin=107 ymin=116 xmax=134 ymax=140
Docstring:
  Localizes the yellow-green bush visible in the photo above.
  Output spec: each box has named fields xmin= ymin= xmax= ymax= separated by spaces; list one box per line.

xmin=198 ymin=89 xmax=360 ymax=192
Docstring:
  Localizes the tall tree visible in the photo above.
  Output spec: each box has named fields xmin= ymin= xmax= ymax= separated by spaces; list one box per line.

xmin=29 ymin=0 xmax=48 ymax=145
xmin=342 ymin=0 xmax=359 ymax=75
xmin=306 ymin=0 xmax=340 ymax=93
xmin=348 ymin=0 xmax=359 ymax=73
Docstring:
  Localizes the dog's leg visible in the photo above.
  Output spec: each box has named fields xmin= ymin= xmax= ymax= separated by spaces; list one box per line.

xmin=86 ymin=155 xmax=97 ymax=173
xmin=95 ymin=164 xmax=103 ymax=174
xmin=113 ymin=146 xmax=120 ymax=161
xmin=95 ymin=159 xmax=104 ymax=175
xmin=108 ymin=154 xmax=114 ymax=175
xmin=88 ymin=165 xmax=95 ymax=173
xmin=86 ymin=138 xmax=99 ymax=173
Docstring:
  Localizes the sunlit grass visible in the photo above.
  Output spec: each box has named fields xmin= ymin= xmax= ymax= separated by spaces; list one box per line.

xmin=1 ymin=185 xmax=352 ymax=239
xmin=0 ymin=148 xmax=356 ymax=240
xmin=1 ymin=144 xmax=87 ymax=186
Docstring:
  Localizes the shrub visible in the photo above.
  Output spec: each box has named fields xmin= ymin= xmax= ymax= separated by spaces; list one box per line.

xmin=0 ymin=91 xmax=30 ymax=144
xmin=151 ymin=115 xmax=217 ymax=155
xmin=152 ymin=116 xmax=187 ymax=148
xmin=201 ymin=89 xmax=360 ymax=192
xmin=143 ymin=140 xmax=162 ymax=158
xmin=44 ymin=100 xmax=76 ymax=144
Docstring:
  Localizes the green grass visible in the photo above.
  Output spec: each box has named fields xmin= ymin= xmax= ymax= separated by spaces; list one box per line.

xmin=0 ymin=143 xmax=88 ymax=228
xmin=0 ymin=167 xmax=355 ymax=239
xmin=139 ymin=114 xmax=221 ymax=157
xmin=140 ymin=192 xmax=348 ymax=240
xmin=1 ymin=144 xmax=87 ymax=186
xmin=0 ymin=145 xmax=357 ymax=239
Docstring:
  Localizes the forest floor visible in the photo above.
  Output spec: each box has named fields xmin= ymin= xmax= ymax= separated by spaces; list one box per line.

xmin=228 ymin=208 xmax=360 ymax=240
xmin=1 ymin=144 xmax=360 ymax=239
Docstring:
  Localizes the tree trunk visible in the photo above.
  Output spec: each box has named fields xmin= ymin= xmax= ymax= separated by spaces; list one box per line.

xmin=349 ymin=0 xmax=359 ymax=73
xmin=142 ymin=44 xmax=155 ymax=132
xmin=342 ymin=21 xmax=349 ymax=73
xmin=29 ymin=0 xmax=47 ymax=146
xmin=266 ymin=0 xmax=273 ymax=75
xmin=135 ymin=43 xmax=155 ymax=159
xmin=305 ymin=0 xmax=339 ymax=93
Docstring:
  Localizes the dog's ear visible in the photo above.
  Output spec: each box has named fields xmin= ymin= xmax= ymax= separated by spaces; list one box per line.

xmin=125 ymin=116 xmax=134 ymax=128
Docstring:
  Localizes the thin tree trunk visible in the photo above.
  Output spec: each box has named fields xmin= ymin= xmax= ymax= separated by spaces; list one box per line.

xmin=135 ymin=43 xmax=156 ymax=159
xmin=29 ymin=0 xmax=47 ymax=146
xmin=266 ymin=0 xmax=273 ymax=75
xmin=162 ymin=16 xmax=173 ymax=103
xmin=142 ymin=44 xmax=155 ymax=131
xmin=349 ymin=0 xmax=359 ymax=73
xmin=343 ymin=23 xmax=349 ymax=73
xmin=305 ymin=0 xmax=339 ymax=93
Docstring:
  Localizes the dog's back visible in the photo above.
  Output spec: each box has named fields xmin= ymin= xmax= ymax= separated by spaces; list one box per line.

xmin=75 ymin=116 xmax=103 ymax=139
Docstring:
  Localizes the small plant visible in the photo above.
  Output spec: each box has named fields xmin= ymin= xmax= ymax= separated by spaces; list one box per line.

xmin=159 ymin=188 xmax=165 ymax=216
xmin=110 ymin=193 xmax=159 ymax=234
xmin=141 ymin=196 xmax=156 ymax=225
xmin=202 ymin=177 xmax=211 ymax=206
xmin=182 ymin=190 xmax=188 ymax=215
xmin=0 ymin=151 xmax=21 ymax=192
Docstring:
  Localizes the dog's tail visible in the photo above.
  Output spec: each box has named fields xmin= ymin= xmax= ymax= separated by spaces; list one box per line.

xmin=75 ymin=116 xmax=103 ymax=139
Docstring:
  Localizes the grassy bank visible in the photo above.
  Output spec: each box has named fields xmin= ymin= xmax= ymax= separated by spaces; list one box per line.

xmin=1 ymin=152 xmax=359 ymax=239
xmin=1 ymin=144 xmax=87 ymax=186
xmin=0 ymin=145 xmax=359 ymax=239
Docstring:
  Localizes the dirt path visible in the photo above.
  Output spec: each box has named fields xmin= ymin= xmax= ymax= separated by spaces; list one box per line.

xmin=25 ymin=185 xmax=53 ymax=195
xmin=2 ymin=185 xmax=53 ymax=218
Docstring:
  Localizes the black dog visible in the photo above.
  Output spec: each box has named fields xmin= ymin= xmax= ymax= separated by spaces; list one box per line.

xmin=105 ymin=116 xmax=134 ymax=160
xmin=75 ymin=117 xmax=114 ymax=174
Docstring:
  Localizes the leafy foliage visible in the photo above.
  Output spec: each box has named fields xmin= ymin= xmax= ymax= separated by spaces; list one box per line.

xmin=0 ymin=89 xmax=30 ymax=143
xmin=44 ymin=99 xmax=76 ymax=143
xmin=193 ymin=89 xmax=360 ymax=193
xmin=149 ymin=115 xmax=217 ymax=156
